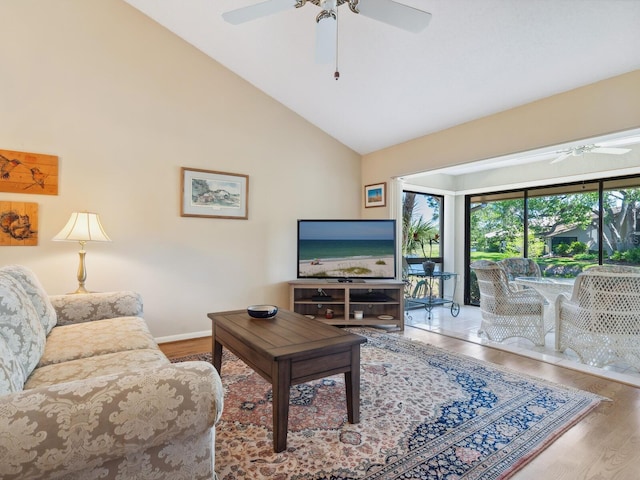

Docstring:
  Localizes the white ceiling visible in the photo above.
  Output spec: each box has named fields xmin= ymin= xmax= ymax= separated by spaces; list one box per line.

xmin=123 ymin=0 xmax=640 ymax=155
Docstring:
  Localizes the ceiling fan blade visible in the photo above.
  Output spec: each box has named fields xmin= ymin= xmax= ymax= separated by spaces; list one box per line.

xmin=315 ymin=15 xmax=337 ymax=64
xmin=597 ymin=136 xmax=640 ymax=148
xmin=590 ymin=147 xmax=631 ymax=155
xmin=222 ymin=0 xmax=297 ymax=24
xmin=550 ymin=152 xmax=572 ymax=164
xmin=354 ymin=0 xmax=431 ymax=33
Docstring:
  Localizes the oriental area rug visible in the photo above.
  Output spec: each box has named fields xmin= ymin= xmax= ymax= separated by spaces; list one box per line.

xmin=172 ymin=328 xmax=605 ymax=479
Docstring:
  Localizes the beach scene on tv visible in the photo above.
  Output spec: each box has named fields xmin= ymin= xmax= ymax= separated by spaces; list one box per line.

xmin=298 ymin=220 xmax=396 ymax=279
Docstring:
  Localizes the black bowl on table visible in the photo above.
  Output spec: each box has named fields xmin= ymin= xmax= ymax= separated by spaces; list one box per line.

xmin=247 ymin=305 xmax=278 ymax=318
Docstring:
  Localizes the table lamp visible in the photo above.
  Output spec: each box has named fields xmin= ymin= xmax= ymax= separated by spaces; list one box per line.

xmin=53 ymin=211 xmax=111 ymax=294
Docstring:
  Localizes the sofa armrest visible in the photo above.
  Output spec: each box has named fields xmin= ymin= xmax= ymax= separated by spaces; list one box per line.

xmin=49 ymin=291 xmax=144 ymax=325
xmin=0 ymin=361 xmax=223 ymax=480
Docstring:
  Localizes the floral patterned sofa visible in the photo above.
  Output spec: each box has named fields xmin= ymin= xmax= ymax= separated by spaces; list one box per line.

xmin=0 ymin=265 xmax=223 ymax=480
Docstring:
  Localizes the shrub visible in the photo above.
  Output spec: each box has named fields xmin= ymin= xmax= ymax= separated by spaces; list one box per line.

xmin=626 ymin=248 xmax=640 ymax=263
xmin=569 ymin=241 xmax=587 ymax=255
xmin=554 ymin=243 xmax=570 ymax=256
xmin=609 ymin=248 xmax=640 ymax=263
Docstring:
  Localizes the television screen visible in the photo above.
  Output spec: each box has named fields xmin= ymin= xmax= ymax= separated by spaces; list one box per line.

xmin=297 ymin=219 xmax=397 ymax=280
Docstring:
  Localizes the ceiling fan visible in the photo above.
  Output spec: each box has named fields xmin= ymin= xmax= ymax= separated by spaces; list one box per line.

xmin=222 ymin=0 xmax=432 ymax=77
xmin=550 ymin=143 xmax=632 ymax=164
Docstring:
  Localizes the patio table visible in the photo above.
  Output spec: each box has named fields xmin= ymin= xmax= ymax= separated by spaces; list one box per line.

xmin=514 ymin=276 xmax=575 ymax=324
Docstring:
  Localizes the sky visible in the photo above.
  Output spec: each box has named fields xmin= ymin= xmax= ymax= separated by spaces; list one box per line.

xmin=299 ymin=220 xmax=396 ymax=240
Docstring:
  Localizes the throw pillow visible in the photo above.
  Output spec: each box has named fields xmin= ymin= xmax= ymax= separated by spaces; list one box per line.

xmin=0 ymin=336 xmax=25 ymax=394
xmin=2 ymin=265 xmax=57 ymax=334
xmin=0 ymin=272 xmax=46 ymax=378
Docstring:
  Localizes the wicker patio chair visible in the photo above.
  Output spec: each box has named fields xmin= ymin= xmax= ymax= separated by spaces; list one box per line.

xmin=471 ymin=260 xmax=547 ymax=346
xmin=555 ymin=264 xmax=640 ymax=370
xmin=498 ymin=257 xmax=542 ymax=291
xmin=583 ymin=264 xmax=640 ymax=274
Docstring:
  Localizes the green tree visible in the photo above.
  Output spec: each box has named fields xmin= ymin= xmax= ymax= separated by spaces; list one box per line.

xmin=527 ymin=192 xmax=597 ymax=239
xmin=470 ymin=188 xmax=640 ymax=260
xmin=401 ymin=191 xmax=417 ymax=254
xmin=469 ymin=199 xmax=524 ymax=253
xmin=603 ymin=188 xmax=640 ymax=253
xmin=402 ymin=192 xmax=440 ymax=257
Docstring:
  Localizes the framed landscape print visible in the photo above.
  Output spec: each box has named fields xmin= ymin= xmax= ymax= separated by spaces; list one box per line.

xmin=181 ymin=167 xmax=249 ymax=219
xmin=0 ymin=149 xmax=58 ymax=195
xmin=364 ymin=182 xmax=386 ymax=208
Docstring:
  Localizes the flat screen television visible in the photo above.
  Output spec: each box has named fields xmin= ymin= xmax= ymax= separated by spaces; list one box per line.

xmin=297 ymin=219 xmax=397 ymax=281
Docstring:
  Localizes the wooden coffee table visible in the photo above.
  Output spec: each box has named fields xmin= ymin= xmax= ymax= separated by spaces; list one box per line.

xmin=207 ymin=308 xmax=367 ymax=452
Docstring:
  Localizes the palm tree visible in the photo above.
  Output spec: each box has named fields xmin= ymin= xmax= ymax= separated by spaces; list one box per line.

xmin=402 ymin=192 xmax=440 ymax=256
xmin=402 ymin=191 xmax=417 ymax=254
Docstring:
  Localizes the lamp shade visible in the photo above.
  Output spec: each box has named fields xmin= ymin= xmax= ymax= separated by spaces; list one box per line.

xmin=53 ymin=212 xmax=111 ymax=243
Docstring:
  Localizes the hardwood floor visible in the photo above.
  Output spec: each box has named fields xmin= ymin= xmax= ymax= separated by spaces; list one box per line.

xmin=159 ymin=326 xmax=640 ymax=479
xmin=159 ymin=336 xmax=211 ymax=358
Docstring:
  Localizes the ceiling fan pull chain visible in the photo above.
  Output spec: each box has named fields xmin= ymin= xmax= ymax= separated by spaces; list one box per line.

xmin=334 ymin=3 xmax=340 ymax=80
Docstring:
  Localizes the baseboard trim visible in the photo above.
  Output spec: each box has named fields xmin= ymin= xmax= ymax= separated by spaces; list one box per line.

xmin=155 ymin=330 xmax=212 ymax=345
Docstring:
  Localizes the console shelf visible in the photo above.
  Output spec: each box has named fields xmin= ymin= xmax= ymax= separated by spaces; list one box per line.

xmin=288 ymin=280 xmax=405 ymax=331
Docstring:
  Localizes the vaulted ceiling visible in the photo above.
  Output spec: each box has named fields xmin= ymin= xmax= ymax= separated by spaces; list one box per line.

xmin=124 ymin=0 xmax=640 ymax=155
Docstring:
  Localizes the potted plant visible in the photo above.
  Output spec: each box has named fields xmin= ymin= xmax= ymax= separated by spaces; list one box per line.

xmin=420 ymin=233 xmax=440 ymax=275
xmin=413 ymin=231 xmax=439 ymax=275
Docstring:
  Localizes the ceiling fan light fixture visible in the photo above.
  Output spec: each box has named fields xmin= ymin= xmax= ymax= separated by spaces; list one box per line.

xmin=316 ymin=9 xmax=336 ymax=22
xmin=315 ymin=13 xmax=337 ymax=64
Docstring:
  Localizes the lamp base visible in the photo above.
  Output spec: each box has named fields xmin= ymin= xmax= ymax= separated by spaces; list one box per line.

xmin=73 ymin=248 xmax=89 ymax=294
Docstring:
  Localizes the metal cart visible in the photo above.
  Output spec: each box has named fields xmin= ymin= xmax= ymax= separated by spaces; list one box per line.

xmin=405 ymin=271 xmax=460 ymax=320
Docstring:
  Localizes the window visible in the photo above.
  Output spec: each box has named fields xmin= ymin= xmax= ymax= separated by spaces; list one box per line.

xmin=465 ymin=175 xmax=640 ymax=306
xmin=603 ymin=178 xmax=640 ymax=264
xmin=402 ymin=190 xmax=444 ymax=303
xmin=402 ymin=191 xmax=443 ymax=268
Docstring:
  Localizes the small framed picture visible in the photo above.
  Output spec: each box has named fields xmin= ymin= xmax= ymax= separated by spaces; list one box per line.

xmin=181 ymin=167 xmax=249 ymax=219
xmin=364 ymin=182 xmax=386 ymax=208
xmin=0 ymin=201 xmax=38 ymax=246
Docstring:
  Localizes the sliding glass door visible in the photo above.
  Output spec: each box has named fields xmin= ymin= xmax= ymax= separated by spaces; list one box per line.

xmin=467 ymin=191 xmax=525 ymax=304
xmin=402 ymin=190 xmax=443 ymax=299
xmin=603 ymin=178 xmax=640 ymax=263
xmin=466 ymin=175 xmax=640 ymax=305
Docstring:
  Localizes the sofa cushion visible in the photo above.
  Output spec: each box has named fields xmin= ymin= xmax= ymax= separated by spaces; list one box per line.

xmin=0 ymin=336 xmax=25 ymax=394
xmin=38 ymin=316 xmax=158 ymax=367
xmin=2 ymin=265 xmax=57 ymax=334
xmin=25 ymin=348 xmax=169 ymax=389
xmin=51 ymin=291 xmax=143 ymax=326
xmin=0 ymin=272 xmax=46 ymax=378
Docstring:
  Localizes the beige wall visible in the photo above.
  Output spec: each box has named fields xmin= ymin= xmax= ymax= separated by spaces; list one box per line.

xmin=0 ymin=1 xmax=361 ymax=339
xmin=362 ymin=70 xmax=640 ymax=217
xmin=361 ymin=71 xmax=640 ymax=299
xmin=2 ymin=1 xmax=639 ymax=338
